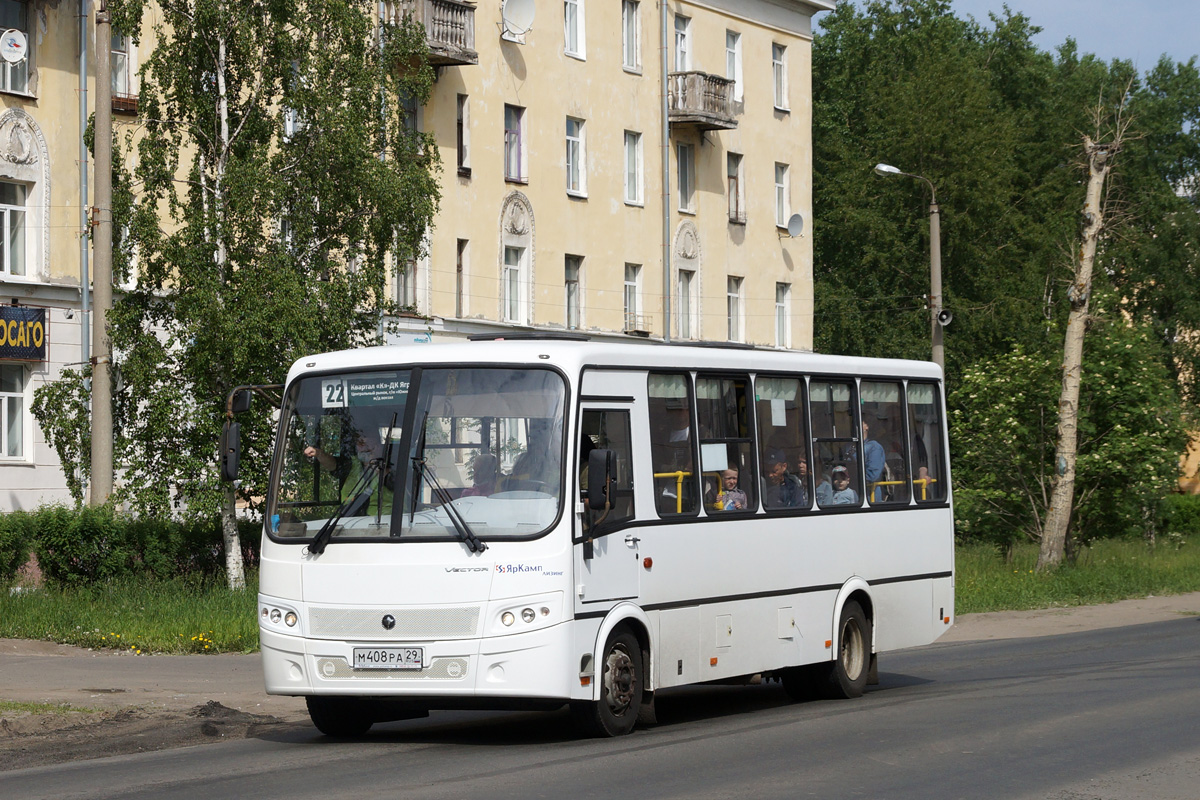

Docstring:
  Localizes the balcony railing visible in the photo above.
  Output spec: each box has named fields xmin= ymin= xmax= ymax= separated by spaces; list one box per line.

xmin=668 ymin=72 xmax=737 ymax=131
xmin=112 ymin=93 xmax=139 ymax=115
xmin=383 ymin=0 xmax=478 ymax=67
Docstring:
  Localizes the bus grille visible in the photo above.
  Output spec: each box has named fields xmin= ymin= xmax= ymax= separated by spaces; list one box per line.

xmin=309 ymin=607 xmax=481 ymax=639
xmin=315 ymin=656 xmax=470 ymax=681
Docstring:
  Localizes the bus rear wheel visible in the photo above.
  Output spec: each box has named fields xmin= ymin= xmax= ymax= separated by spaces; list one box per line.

xmin=573 ymin=628 xmax=643 ymax=737
xmin=825 ymin=600 xmax=870 ymax=699
xmin=306 ymin=696 xmax=374 ymax=737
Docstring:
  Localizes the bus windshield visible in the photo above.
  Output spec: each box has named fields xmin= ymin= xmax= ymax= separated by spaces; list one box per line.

xmin=267 ymin=367 xmax=566 ymax=544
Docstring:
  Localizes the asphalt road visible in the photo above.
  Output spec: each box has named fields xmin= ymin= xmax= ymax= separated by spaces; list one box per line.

xmin=5 ymin=616 xmax=1199 ymax=800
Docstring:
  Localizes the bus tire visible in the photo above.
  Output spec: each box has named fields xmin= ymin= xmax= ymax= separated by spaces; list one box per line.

xmin=306 ymin=696 xmax=374 ymax=737
xmin=825 ymin=600 xmax=870 ymax=699
xmin=573 ymin=628 xmax=643 ymax=737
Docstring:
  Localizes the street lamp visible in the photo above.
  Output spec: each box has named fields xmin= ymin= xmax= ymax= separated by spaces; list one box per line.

xmin=873 ymin=163 xmax=944 ymax=373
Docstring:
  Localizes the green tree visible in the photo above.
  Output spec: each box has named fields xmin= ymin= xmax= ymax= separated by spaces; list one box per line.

xmin=34 ymin=0 xmax=440 ymax=587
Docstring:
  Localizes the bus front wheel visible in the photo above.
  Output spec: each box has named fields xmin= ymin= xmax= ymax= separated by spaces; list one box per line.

xmin=306 ymin=696 xmax=374 ymax=738
xmin=573 ymin=628 xmax=643 ymax=737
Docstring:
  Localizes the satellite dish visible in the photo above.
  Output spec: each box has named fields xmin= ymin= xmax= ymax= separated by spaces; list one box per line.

xmin=501 ymin=0 xmax=536 ymax=42
xmin=785 ymin=213 xmax=805 ymax=238
xmin=0 ymin=29 xmax=27 ymax=65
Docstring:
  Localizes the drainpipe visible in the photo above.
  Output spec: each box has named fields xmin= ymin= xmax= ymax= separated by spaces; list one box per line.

xmin=660 ymin=0 xmax=671 ymax=342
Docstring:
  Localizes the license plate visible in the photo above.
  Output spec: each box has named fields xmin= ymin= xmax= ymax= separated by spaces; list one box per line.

xmin=352 ymin=646 xmax=424 ymax=670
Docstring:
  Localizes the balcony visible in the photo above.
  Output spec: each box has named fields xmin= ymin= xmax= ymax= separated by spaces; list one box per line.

xmin=112 ymin=93 xmax=138 ymax=116
xmin=668 ymin=72 xmax=737 ymax=131
xmin=382 ymin=0 xmax=478 ymax=67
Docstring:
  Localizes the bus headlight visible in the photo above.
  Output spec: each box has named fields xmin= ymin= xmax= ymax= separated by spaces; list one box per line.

xmin=502 ymin=612 xmax=515 ymax=626
xmin=284 ymin=612 xmax=298 ymax=627
xmin=521 ymin=608 xmax=536 ymax=623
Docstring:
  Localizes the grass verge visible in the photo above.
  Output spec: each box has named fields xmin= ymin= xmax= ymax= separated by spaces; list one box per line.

xmin=0 ymin=573 xmax=258 ymax=654
xmin=0 ymin=700 xmax=99 ymax=715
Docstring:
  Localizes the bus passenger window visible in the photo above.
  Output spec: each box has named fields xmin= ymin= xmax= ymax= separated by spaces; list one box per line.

xmin=579 ymin=409 xmax=635 ymax=530
xmin=754 ymin=376 xmax=811 ymax=510
xmin=648 ymin=374 xmax=698 ymax=516
xmin=861 ymin=380 xmax=910 ymax=505
xmin=696 ymin=376 xmax=756 ymax=513
xmin=811 ymin=380 xmax=863 ymax=508
xmin=908 ymin=382 xmax=945 ymax=502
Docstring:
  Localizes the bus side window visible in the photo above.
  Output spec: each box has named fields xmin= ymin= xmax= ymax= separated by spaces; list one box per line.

xmin=811 ymin=380 xmax=863 ymax=508
xmin=648 ymin=373 xmax=699 ymax=516
xmin=754 ymin=376 xmax=811 ymax=511
xmin=696 ymin=375 xmax=756 ymax=513
xmin=579 ymin=409 xmax=635 ymax=531
xmin=907 ymin=382 xmax=945 ymax=502
xmin=861 ymin=380 xmax=910 ymax=505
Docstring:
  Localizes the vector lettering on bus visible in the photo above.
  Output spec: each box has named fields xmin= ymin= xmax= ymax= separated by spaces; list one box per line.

xmin=0 ymin=306 xmax=47 ymax=361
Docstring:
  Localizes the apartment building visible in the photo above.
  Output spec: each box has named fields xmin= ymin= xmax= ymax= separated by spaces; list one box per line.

xmin=390 ymin=0 xmax=831 ymax=348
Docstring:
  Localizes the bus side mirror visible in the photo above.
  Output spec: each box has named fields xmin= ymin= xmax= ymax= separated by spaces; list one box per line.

xmin=230 ymin=389 xmax=253 ymax=414
xmin=587 ymin=449 xmax=615 ymax=511
xmin=220 ymin=420 xmax=241 ymax=482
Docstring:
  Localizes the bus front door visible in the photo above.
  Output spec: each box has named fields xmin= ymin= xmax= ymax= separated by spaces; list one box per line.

xmin=577 ymin=405 xmax=639 ymax=604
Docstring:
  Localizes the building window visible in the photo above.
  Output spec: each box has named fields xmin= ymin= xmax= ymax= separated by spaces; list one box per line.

xmin=504 ymin=104 xmax=525 ymax=182
xmin=566 ymin=117 xmax=586 ymax=196
xmin=0 ymin=181 xmax=25 ymax=277
xmin=677 ymin=268 xmax=696 ymax=339
xmin=727 ymin=276 xmax=743 ymax=342
xmin=503 ymin=246 xmax=525 ymax=323
xmin=775 ymin=162 xmax=790 ymax=228
xmin=111 ymin=34 xmax=137 ymax=112
xmin=456 ymin=94 xmax=470 ymax=176
xmin=624 ymin=131 xmax=643 ymax=205
xmin=0 ymin=0 xmax=29 ymax=94
xmin=772 ymin=43 xmax=788 ymax=110
xmin=622 ymin=0 xmax=640 ymax=71
xmin=0 ymin=363 xmax=25 ymax=459
xmin=397 ymin=258 xmax=418 ymax=310
xmin=726 ymin=31 xmax=742 ymax=101
xmin=624 ymin=263 xmax=641 ymax=331
xmin=565 ymin=255 xmax=582 ymax=329
xmin=456 ymin=239 xmax=468 ymax=318
xmin=775 ymin=283 xmax=791 ymax=348
xmin=677 ymin=143 xmax=695 ymax=213
xmin=674 ymin=14 xmax=690 ymax=71
xmin=727 ymin=152 xmax=745 ymax=223
xmin=564 ymin=0 xmax=585 ymax=58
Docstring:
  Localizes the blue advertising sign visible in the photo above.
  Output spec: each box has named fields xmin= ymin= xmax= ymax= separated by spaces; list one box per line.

xmin=0 ymin=306 xmax=47 ymax=361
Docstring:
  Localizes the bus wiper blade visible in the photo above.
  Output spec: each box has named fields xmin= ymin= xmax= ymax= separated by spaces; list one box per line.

xmin=410 ymin=457 xmax=488 ymax=554
xmin=308 ymin=459 xmax=380 ymax=556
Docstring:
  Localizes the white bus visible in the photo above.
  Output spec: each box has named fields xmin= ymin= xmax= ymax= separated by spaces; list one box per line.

xmin=242 ymin=335 xmax=954 ymax=737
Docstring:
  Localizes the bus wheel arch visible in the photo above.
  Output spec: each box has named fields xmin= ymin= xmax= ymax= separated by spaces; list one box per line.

xmin=825 ymin=584 xmax=874 ymax=699
xmin=574 ymin=607 xmax=655 ymax=736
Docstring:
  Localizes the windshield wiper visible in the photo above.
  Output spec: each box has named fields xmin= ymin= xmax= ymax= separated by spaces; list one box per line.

xmin=410 ymin=456 xmax=488 ymax=554
xmin=308 ymin=458 xmax=381 ymax=556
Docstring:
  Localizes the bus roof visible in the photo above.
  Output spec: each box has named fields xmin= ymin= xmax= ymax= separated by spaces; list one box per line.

xmin=286 ymin=338 xmax=943 ymax=385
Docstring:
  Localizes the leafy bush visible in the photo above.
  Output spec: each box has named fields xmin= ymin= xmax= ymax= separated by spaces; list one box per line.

xmin=0 ymin=506 xmax=262 ymax=587
xmin=1161 ymin=494 xmax=1200 ymax=537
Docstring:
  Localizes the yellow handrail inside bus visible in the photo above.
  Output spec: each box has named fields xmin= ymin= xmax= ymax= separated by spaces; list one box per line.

xmin=867 ymin=478 xmax=938 ymax=503
xmin=653 ymin=470 xmax=693 ymax=513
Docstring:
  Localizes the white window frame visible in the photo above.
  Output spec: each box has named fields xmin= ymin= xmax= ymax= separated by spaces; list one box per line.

xmin=775 ymin=282 xmax=792 ymax=348
xmin=727 ymin=276 xmax=744 ymax=342
xmin=624 ymin=131 xmax=643 ymax=206
xmin=677 ymin=267 xmax=697 ymax=340
xmin=396 ymin=257 xmax=418 ymax=310
xmin=674 ymin=14 xmax=691 ymax=72
xmin=111 ymin=34 xmax=136 ymax=99
xmin=0 ymin=0 xmax=30 ymax=95
xmin=0 ymin=362 xmax=28 ymax=460
xmin=566 ymin=117 xmax=587 ymax=197
xmin=456 ymin=94 xmax=470 ymax=176
xmin=727 ymin=152 xmax=745 ymax=224
xmin=775 ymin=162 xmax=790 ymax=228
xmin=726 ymin=30 xmax=743 ymax=101
xmin=0 ymin=181 xmax=26 ymax=277
xmin=624 ymin=263 xmax=642 ymax=330
xmin=622 ymin=0 xmax=641 ymax=72
xmin=456 ymin=238 xmax=469 ymax=318
xmin=565 ymin=255 xmax=582 ymax=330
xmin=504 ymin=104 xmax=526 ymax=183
xmin=564 ymin=0 xmax=585 ymax=59
xmin=772 ymin=43 xmax=789 ymax=111
xmin=503 ymin=245 xmax=527 ymax=324
xmin=677 ymin=143 xmax=695 ymax=213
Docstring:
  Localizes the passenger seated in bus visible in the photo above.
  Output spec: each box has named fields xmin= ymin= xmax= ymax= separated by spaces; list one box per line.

xmin=461 ymin=453 xmax=498 ymax=497
xmin=816 ymin=464 xmax=859 ymax=506
xmin=711 ymin=468 xmax=748 ymax=511
xmin=762 ymin=448 xmax=805 ymax=509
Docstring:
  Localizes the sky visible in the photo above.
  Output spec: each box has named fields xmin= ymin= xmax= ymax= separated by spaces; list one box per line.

xmin=818 ymin=1 xmax=1200 ymax=69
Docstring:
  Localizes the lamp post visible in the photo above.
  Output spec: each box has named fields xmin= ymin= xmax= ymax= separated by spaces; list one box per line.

xmin=874 ymin=163 xmax=944 ymax=373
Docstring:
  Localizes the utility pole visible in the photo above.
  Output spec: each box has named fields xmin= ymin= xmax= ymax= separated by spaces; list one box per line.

xmin=90 ymin=0 xmax=114 ymax=505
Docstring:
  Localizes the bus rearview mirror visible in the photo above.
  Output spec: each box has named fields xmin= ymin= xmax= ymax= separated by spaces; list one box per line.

xmin=220 ymin=420 xmax=241 ymax=482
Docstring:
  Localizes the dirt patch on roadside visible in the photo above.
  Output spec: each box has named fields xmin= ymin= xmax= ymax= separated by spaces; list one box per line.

xmin=0 ymin=701 xmax=288 ymax=772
